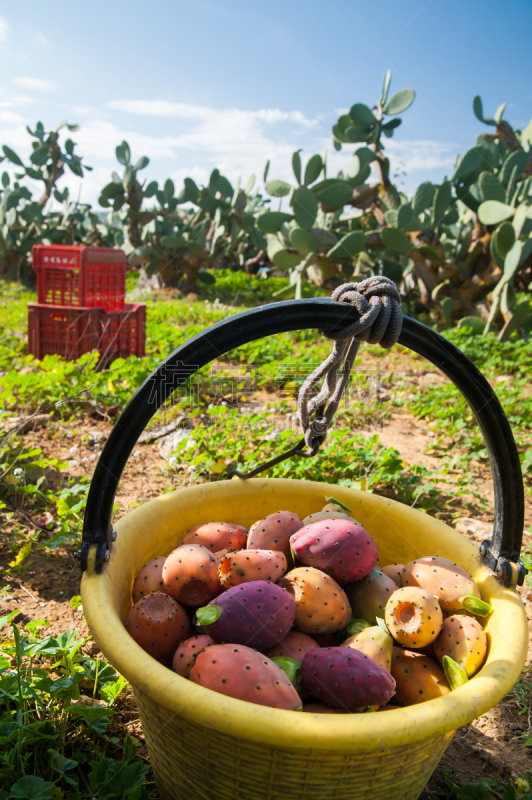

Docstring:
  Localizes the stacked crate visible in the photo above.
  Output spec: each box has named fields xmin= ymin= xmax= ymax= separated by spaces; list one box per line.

xmin=28 ymin=245 xmax=146 ymax=366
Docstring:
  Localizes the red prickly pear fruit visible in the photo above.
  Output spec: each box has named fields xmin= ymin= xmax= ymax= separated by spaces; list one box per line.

xmin=163 ymin=544 xmax=221 ymax=607
xmin=342 ymin=625 xmax=394 ymax=671
xmin=279 ymin=567 xmax=351 ymax=635
xmin=391 ymin=647 xmax=450 ymax=705
xmin=290 ymin=519 xmax=377 ymax=583
xmin=312 ymin=632 xmax=339 ymax=647
xmin=124 ymin=591 xmax=190 ymax=664
xmin=218 ymin=549 xmax=287 ymax=589
xmin=301 ymin=647 xmax=396 ymax=709
xmin=195 ymin=580 xmax=297 ymax=651
xmin=345 ymin=568 xmax=398 ymax=625
xmin=401 ymin=556 xmax=481 ymax=614
xmin=172 ymin=634 xmax=215 ymax=678
xmin=303 ymin=703 xmax=349 ymax=714
xmin=381 ymin=564 xmax=404 ymax=587
xmin=302 ymin=510 xmax=356 ymax=526
xmin=385 ymin=586 xmax=443 ymax=648
xmin=214 ymin=547 xmax=238 ymax=561
xmin=434 ymin=614 xmax=488 ymax=677
xmin=182 ymin=522 xmax=247 ymax=553
xmin=191 ymin=644 xmax=302 ymax=710
xmin=264 ymin=630 xmax=319 ymax=662
xmin=247 ymin=510 xmax=303 ymax=567
xmin=132 ymin=557 xmax=167 ymax=604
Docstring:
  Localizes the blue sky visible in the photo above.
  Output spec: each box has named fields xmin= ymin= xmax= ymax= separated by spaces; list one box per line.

xmin=0 ymin=0 xmax=531 ymax=206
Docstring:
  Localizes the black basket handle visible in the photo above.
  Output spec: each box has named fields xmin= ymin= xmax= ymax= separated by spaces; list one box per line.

xmin=80 ymin=298 xmax=526 ymax=587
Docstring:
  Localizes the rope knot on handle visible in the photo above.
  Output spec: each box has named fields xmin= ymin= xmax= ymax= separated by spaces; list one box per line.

xmin=297 ymin=276 xmax=403 ymax=454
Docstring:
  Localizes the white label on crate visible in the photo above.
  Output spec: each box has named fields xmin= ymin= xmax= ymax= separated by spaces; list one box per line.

xmin=43 ymin=255 xmax=76 ymax=264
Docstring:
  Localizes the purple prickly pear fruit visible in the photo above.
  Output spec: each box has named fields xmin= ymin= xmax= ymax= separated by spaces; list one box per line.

xmin=290 ymin=519 xmax=377 ymax=583
xmin=385 ymin=586 xmax=443 ymax=648
xmin=191 ymin=644 xmax=302 ymax=710
xmin=162 ymin=544 xmax=221 ymax=607
xmin=401 ymin=556 xmax=481 ymax=614
xmin=341 ymin=625 xmax=393 ymax=671
xmin=278 ymin=567 xmax=351 ymax=635
xmin=172 ymin=634 xmax=215 ymax=678
xmin=124 ymin=591 xmax=190 ymax=664
xmin=345 ymin=568 xmax=398 ymax=624
xmin=247 ymin=510 xmax=303 ymax=567
xmin=434 ymin=614 xmax=488 ymax=677
xmin=182 ymin=522 xmax=247 ymax=553
xmin=381 ymin=564 xmax=404 ymax=587
xmin=264 ymin=630 xmax=318 ymax=662
xmin=132 ymin=557 xmax=167 ymax=604
xmin=391 ymin=647 xmax=450 ymax=706
xmin=218 ymin=549 xmax=287 ymax=589
xmin=301 ymin=647 xmax=396 ymax=709
xmin=303 ymin=703 xmax=349 ymax=714
xmin=195 ymin=580 xmax=297 ymax=651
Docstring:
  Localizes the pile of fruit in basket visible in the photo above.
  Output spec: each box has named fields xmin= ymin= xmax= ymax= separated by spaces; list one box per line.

xmin=124 ymin=498 xmax=491 ymax=713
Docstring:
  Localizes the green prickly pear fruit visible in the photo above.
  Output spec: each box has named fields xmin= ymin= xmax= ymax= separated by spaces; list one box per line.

xmin=401 ymin=556 xmax=481 ymax=614
xmin=132 ymin=557 xmax=167 ymax=604
xmin=381 ymin=564 xmax=404 ymax=587
xmin=182 ymin=521 xmax=247 ymax=553
xmin=341 ymin=625 xmax=393 ymax=671
xmin=278 ymin=567 xmax=351 ymax=635
xmin=218 ymin=548 xmax=287 ymax=588
xmin=247 ymin=510 xmax=304 ymax=567
xmin=434 ymin=614 xmax=488 ymax=677
xmin=345 ymin=567 xmax=398 ymax=624
xmin=391 ymin=647 xmax=451 ymax=706
xmin=385 ymin=586 xmax=443 ymax=648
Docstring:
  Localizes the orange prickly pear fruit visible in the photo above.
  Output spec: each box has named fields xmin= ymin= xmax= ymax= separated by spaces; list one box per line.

xmin=182 ymin=522 xmax=247 ymax=553
xmin=162 ymin=544 xmax=221 ymax=607
xmin=218 ymin=549 xmax=287 ymax=588
xmin=214 ymin=547 xmax=238 ymax=561
xmin=172 ymin=634 xmax=215 ymax=678
xmin=381 ymin=564 xmax=404 ymax=587
xmin=132 ymin=557 xmax=167 ymax=604
xmin=391 ymin=647 xmax=450 ymax=705
xmin=401 ymin=556 xmax=482 ymax=614
xmin=191 ymin=644 xmax=302 ymax=710
xmin=124 ymin=592 xmax=190 ymax=665
xmin=278 ymin=567 xmax=351 ymax=635
xmin=345 ymin=567 xmax=398 ymax=624
xmin=264 ymin=630 xmax=318 ymax=661
xmin=341 ymin=625 xmax=394 ymax=671
xmin=385 ymin=586 xmax=443 ymax=648
xmin=247 ymin=510 xmax=303 ymax=567
xmin=434 ymin=614 xmax=488 ymax=677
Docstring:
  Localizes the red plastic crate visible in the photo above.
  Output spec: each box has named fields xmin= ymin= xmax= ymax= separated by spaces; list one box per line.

xmin=27 ymin=303 xmax=146 ymax=364
xmin=33 ymin=244 xmax=126 ymax=311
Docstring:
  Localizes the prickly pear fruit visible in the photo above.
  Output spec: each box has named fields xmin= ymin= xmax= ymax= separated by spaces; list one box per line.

xmin=214 ymin=547 xmax=238 ymax=561
xmin=195 ymin=580 xmax=296 ymax=651
xmin=218 ymin=549 xmax=287 ymax=589
xmin=385 ymin=586 xmax=443 ymax=648
xmin=401 ymin=556 xmax=481 ymax=614
xmin=132 ymin=557 xmax=167 ymax=604
xmin=191 ymin=644 xmax=302 ymax=710
xmin=163 ymin=544 xmax=221 ymax=607
xmin=182 ymin=522 xmax=247 ymax=553
xmin=434 ymin=614 xmax=488 ymax=677
xmin=342 ymin=625 xmax=393 ymax=671
xmin=264 ymin=630 xmax=318 ymax=662
xmin=391 ymin=647 xmax=450 ymax=706
xmin=381 ymin=564 xmax=404 ymax=587
xmin=302 ymin=511 xmax=356 ymax=526
xmin=247 ymin=510 xmax=303 ymax=566
xmin=279 ymin=567 xmax=351 ymax=635
xmin=301 ymin=647 xmax=396 ymax=709
xmin=290 ymin=519 xmax=377 ymax=582
xmin=303 ymin=703 xmax=349 ymax=714
xmin=172 ymin=634 xmax=215 ymax=678
xmin=124 ymin=592 xmax=190 ymax=664
xmin=345 ymin=568 xmax=398 ymax=624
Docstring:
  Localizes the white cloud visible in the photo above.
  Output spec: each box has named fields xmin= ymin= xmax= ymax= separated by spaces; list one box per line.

xmin=384 ymin=139 xmax=458 ymax=174
xmin=13 ymin=76 xmax=57 ymax=93
xmin=0 ymin=17 xmax=7 ymax=43
xmin=0 ymin=110 xmax=23 ymax=123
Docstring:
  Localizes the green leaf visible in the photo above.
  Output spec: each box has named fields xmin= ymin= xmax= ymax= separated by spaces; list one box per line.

xmin=432 ymin=180 xmax=453 ymax=227
xmin=457 ymin=316 xmax=485 ymax=334
xmin=194 ymin=605 xmax=221 ymax=626
xmin=381 ymin=69 xmax=392 ymax=107
xmin=452 ymin=147 xmax=485 ymax=182
xmin=160 ymin=235 xmax=185 ymax=250
xmin=313 ymin=179 xmax=352 ymax=208
xmin=473 ymin=95 xmax=485 ymax=123
xmin=494 ymin=102 xmax=507 ymax=124
xmin=349 ymin=103 xmax=377 ymax=132
xmin=3 ymin=145 xmax=24 ymax=167
xmin=197 ymin=271 xmax=216 ymax=285
xmin=345 ymin=126 xmax=368 ymax=143
xmin=382 ymin=118 xmax=402 ymax=138
xmin=501 ymin=150 xmax=528 ymax=185
xmin=503 ymin=241 xmax=523 ymax=282
xmin=270 ymin=657 xmax=301 ymax=686
xmin=9 ymin=776 xmax=55 ymax=800
xmin=383 ymin=88 xmax=415 ymax=116
xmin=512 ymin=203 xmax=528 ymax=238
xmin=494 ymin=223 xmax=515 ymax=260
xmin=292 ymin=151 xmax=302 ymax=185
xmin=183 ymin=177 xmax=199 ymax=204
xmin=375 ymin=617 xmax=389 ymax=634
xmin=346 ymin=619 xmax=371 ymax=636
xmin=163 ymin=178 xmax=175 ymax=202
xmin=272 ymin=250 xmax=302 ymax=271
xmin=263 ymin=159 xmax=270 ymax=183
xmin=257 ymin=211 xmax=293 ymax=234
xmin=265 ymin=179 xmax=292 ymax=198
xmin=327 ymin=231 xmax=366 ymax=260
xmin=442 ymin=656 xmax=469 ymax=690
xmin=115 ymin=141 xmax=130 ymax=166
xmin=460 ymin=595 xmax=492 ymax=617
xmin=134 ymin=156 xmax=149 ymax=171
xmin=144 ymin=180 xmax=158 ymax=198
xmin=381 ymin=227 xmax=412 ymax=254
xmin=477 ymin=200 xmax=514 ymax=225
xmin=291 ymin=186 xmax=318 ymax=229
xmin=478 ymin=172 xmax=506 ymax=203
xmin=303 ymin=154 xmax=322 ymax=186
xmin=290 ymin=227 xmax=316 ymax=255
xmin=442 ymin=297 xmax=454 ymax=320
xmin=324 ymin=495 xmax=351 ymax=512
xmin=412 ymin=182 xmax=436 ymax=215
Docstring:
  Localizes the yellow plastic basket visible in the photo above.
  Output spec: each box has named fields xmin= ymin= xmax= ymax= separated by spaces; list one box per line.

xmin=80 ymin=300 xmax=528 ymax=800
